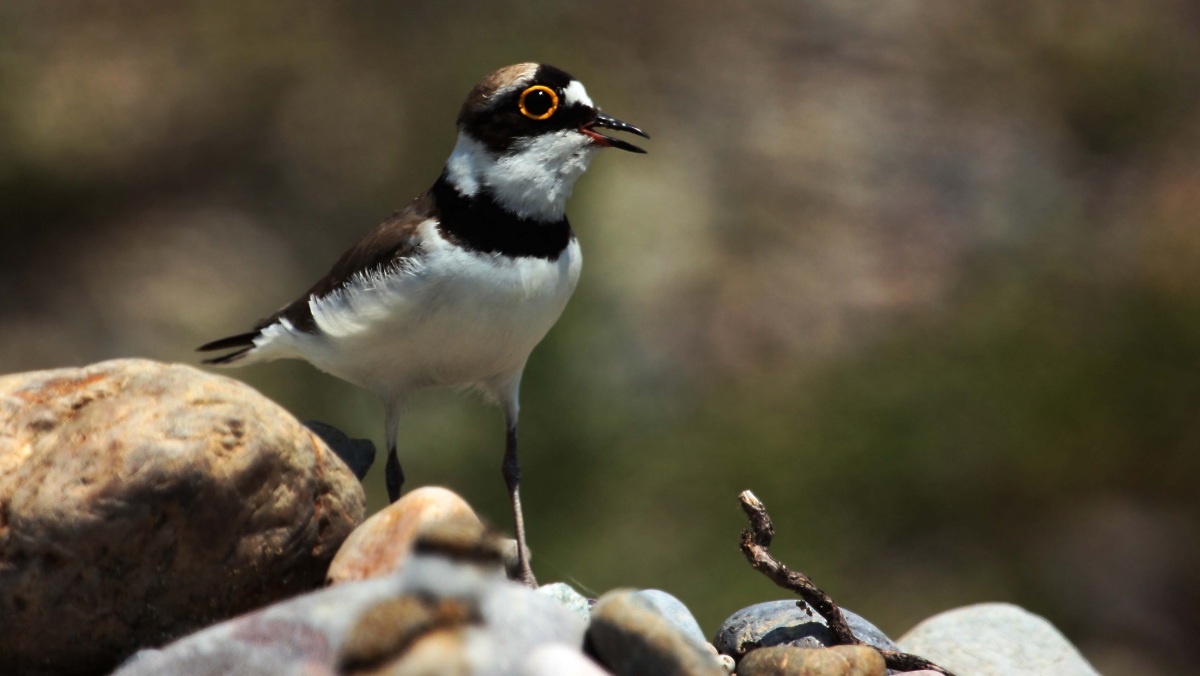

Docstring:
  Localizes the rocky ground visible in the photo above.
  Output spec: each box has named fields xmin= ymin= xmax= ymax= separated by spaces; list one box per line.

xmin=0 ymin=359 xmax=1100 ymax=675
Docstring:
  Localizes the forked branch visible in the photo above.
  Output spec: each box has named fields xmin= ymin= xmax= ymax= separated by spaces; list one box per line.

xmin=737 ymin=490 xmax=954 ymax=675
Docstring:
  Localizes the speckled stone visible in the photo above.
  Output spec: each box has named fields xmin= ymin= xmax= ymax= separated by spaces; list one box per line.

xmin=538 ymin=582 xmax=593 ymax=623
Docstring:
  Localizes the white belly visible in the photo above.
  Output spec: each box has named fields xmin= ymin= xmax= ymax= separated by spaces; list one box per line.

xmin=255 ymin=220 xmax=582 ymax=400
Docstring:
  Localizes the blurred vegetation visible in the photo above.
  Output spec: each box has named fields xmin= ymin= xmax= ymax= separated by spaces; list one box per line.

xmin=2 ymin=2 xmax=1199 ymax=673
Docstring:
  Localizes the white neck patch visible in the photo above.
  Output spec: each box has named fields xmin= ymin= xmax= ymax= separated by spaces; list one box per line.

xmin=444 ymin=130 xmax=601 ymax=222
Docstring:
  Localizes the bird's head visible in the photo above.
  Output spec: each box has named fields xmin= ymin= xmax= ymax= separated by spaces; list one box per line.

xmin=444 ymin=63 xmax=650 ymax=222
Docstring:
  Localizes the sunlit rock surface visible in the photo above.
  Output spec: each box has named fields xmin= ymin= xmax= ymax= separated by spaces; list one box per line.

xmin=0 ymin=359 xmax=366 ymax=675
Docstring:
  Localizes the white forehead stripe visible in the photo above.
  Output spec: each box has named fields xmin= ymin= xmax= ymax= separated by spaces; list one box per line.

xmin=563 ymin=80 xmax=594 ymax=108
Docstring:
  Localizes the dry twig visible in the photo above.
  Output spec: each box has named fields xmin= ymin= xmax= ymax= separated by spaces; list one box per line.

xmin=738 ymin=490 xmax=955 ymax=675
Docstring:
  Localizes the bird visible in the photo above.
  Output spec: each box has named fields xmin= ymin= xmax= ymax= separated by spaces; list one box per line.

xmin=197 ymin=63 xmax=649 ymax=586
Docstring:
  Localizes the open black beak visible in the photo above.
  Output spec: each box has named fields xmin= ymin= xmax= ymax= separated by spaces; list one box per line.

xmin=581 ymin=112 xmax=650 ymax=154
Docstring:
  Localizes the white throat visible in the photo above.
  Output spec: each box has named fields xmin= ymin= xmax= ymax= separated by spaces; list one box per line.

xmin=444 ymin=131 xmax=600 ymax=222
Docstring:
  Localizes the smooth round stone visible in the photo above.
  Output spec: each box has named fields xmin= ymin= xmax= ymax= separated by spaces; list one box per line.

xmin=738 ymin=645 xmax=886 ymax=676
xmin=587 ymin=589 xmax=726 ymax=676
xmin=714 ymin=600 xmax=897 ymax=659
xmin=897 ymin=603 xmax=1100 ymax=676
xmin=326 ymin=485 xmax=482 ymax=584
xmin=633 ymin=589 xmax=708 ymax=647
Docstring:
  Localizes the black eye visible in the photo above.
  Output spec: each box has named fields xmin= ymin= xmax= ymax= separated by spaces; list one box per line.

xmin=518 ymin=85 xmax=559 ymax=120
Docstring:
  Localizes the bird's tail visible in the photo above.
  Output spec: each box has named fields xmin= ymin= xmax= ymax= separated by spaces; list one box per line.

xmin=196 ymin=331 xmax=260 ymax=365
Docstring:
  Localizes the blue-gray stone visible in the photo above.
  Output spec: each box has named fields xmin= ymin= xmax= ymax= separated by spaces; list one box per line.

xmin=304 ymin=420 xmax=375 ymax=480
xmin=713 ymin=600 xmax=897 ymax=659
xmin=634 ymin=589 xmax=707 ymax=648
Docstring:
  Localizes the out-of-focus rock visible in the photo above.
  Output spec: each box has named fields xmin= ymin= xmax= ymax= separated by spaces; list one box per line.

xmin=523 ymin=644 xmax=612 ymax=676
xmin=737 ymin=645 xmax=886 ymax=676
xmin=713 ymin=600 xmax=897 ymax=660
xmin=538 ymin=582 xmax=593 ymax=623
xmin=115 ymin=575 xmax=399 ymax=676
xmin=338 ymin=595 xmax=479 ymax=674
xmin=0 ymin=359 xmax=366 ymax=675
xmin=114 ymin=543 xmax=588 ymax=676
xmin=897 ymin=603 xmax=1099 ymax=676
xmin=633 ymin=589 xmax=708 ymax=648
xmin=587 ymin=589 xmax=725 ymax=676
xmin=304 ymin=420 xmax=376 ymax=480
xmin=370 ymin=627 xmax=474 ymax=675
xmin=327 ymin=486 xmax=483 ymax=584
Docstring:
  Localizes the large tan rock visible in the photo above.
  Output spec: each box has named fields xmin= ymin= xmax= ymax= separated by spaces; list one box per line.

xmin=0 ymin=359 xmax=366 ymax=675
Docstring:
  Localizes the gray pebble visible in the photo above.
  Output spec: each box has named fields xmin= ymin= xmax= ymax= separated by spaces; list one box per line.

xmin=633 ymin=589 xmax=707 ymax=647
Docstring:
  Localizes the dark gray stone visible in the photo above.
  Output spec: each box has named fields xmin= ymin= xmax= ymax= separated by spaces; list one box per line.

xmin=713 ymin=600 xmax=898 ymax=659
xmin=304 ymin=420 xmax=375 ymax=480
xmin=633 ymin=589 xmax=707 ymax=648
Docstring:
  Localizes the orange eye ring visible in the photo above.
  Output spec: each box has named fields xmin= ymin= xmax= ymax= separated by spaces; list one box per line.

xmin=518 ymin=85 xmax=559 ymax=120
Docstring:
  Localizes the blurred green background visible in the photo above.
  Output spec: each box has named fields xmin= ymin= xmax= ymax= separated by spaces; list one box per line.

xmin=2 ymin=2 xmax=1198 ymax=673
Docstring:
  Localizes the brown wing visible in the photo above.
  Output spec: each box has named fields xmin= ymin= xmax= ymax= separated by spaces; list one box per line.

xmin=199 ymin=190 xmax=438 ymax=363
xmin=262 ymin=191 xmax=438 ymax=334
